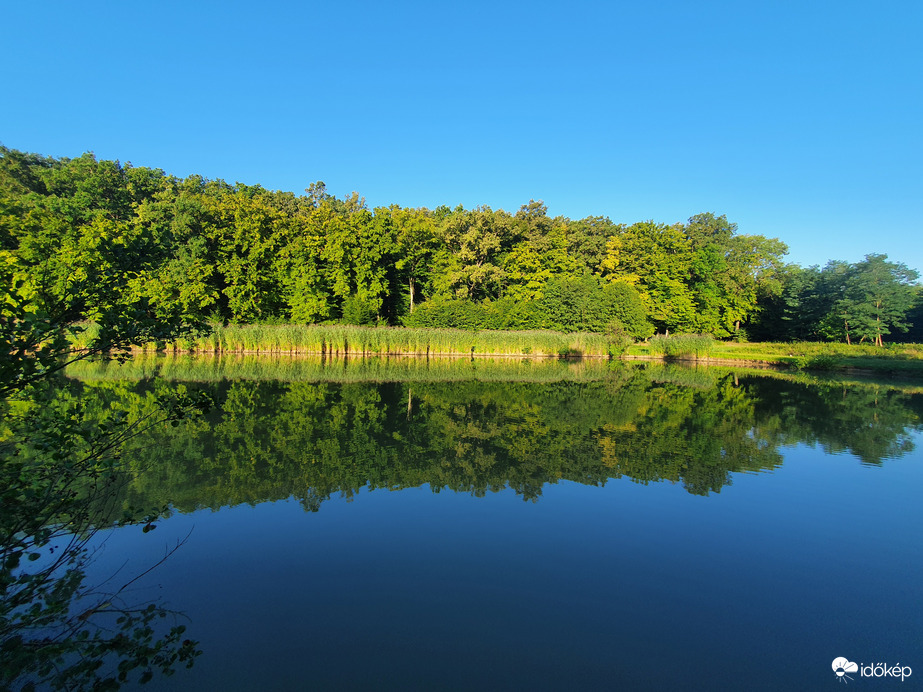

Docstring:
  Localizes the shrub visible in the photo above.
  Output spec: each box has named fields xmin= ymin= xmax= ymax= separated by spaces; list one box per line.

xmin=341 ymin=295 xmax=376 ymax=325
xmin=791 ymin=354 xmax=839 ymax=371
xmin=648 ymin=333 xmax=714 ymax=358
xmin=540 ymin=276 xmax=652 ymax=338
xmin=401 ymin=299 xmax=488 ymax=329
xmin=605 ymin=322 xmax=634 ymax=356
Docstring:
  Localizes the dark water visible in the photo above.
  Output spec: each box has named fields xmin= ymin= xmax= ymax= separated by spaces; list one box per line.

xmin=72 ymin=359 xmax=922 ymax=690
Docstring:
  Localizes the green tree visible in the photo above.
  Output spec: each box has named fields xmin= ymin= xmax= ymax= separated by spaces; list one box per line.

xmin=386 ymin=205 xmax=437 ymax=315
xmin=828 ymin=254 xmax=919 ymax=345
xmin=320 ymin=193 xmax=393 ymax=322
xmin=433 ymin=207 xmax=514 ymax=301
xmin=503 ymin=228 xmax=580 ymax=301
xmin=540 ymin=275 xmax=652 ymax=337
xmin=207 ymin=188 xmax=285 ymax=322
xmin=566 ymin=215 xmax=623 ymax=273
xmin=750 ymin=264 xmax=825 ymax=341
xmin=722 ymin=233 xmax=788 ymax=335
xmin=275 ymin=226 xmax=331 ymax=323
xmin=600 ymin=221 xmax=697 ymax=332
xmin=684 ymin=213 xmax=788 ymax=337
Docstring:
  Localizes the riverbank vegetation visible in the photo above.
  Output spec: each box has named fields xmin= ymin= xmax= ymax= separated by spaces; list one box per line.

xmin=67 ymin=321 xmax=923 ymax=376
xmin=3 ymin=146 xmax=920 ymax=349
xmin=71 ymin=322 xmax=615 ymax=357
xmin=626 ymin=339 xmax=923 ymax=374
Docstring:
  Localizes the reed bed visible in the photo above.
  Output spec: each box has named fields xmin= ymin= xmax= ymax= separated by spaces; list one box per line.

xmin=645 ymin=333 xmax=715 ymax=358
xmin=154 ymin=324 xmax=613 ymax=357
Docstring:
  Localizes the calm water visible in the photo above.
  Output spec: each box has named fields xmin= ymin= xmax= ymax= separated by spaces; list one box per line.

xmin=70 ymin=357 xmax=922 ymax=690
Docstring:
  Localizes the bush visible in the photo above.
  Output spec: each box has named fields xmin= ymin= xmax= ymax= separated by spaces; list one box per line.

xmin=541 ymin=276 xmax=652 ymax=338
xmin=648 ymin=333 xmax=715 ymax=358
xmin=605 ymin=322 xmax=634 ymax=356
xmin=401 ymin=298 xmax=488 ymax=329
xmin=791 ymin=354 xmax=839 ymax=371
xmin=402 ymin=282 xmax=653 ymax=342
xmin=341 ymin=295 xmax=376 ymax=325
xmin=481 ymin=298 xmax=545 ymax=330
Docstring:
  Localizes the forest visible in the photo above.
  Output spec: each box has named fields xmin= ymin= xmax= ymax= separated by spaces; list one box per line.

xmin=1 ymin=146 xmax=921 ymax=344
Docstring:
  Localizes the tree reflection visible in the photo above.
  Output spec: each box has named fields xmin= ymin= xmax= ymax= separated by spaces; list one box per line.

xmin=65 ymin=363 xmax=921 ymax=517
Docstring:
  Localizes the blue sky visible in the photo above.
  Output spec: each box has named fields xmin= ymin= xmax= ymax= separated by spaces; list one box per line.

xmin=3 ymin=0 xmax=921 ymax=273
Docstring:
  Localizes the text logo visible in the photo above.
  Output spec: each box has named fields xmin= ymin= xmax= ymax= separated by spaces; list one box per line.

xmin=831 ymin=657 xmax=913 ymax=683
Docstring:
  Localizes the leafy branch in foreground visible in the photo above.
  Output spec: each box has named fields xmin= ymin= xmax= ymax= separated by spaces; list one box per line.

xmin=1 ymin=270 xmax=210 ymax=689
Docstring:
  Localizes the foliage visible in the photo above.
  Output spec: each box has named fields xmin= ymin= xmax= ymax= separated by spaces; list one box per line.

xmin=629 ymin=340 xmax=923 ymax=376
xmin=3 ymin=146 xmax=917 ymax=345
xmin=433 ymin=206 xmax=515 ymax=301
xmin=754 ymin=256 xmax=919 ymax=345
xmin=0 ymin=147 xmax=804 ymax=341
xmin=1 ymin=191 xmax=208 ymax=687
xmin=400 ymin=298 xmax=493 ymax=330
xmin=1 ymin=383 xmax=205 ymax=690
xmin=600 ymin=220 xmax=698 ymax=332
xmin=823 ymin=254 xmax=919 ymax=345
xmin=540 ymin=275 xmax=652 ymax=337
xmin=341 ymin=294 xmax=378 ymax=326
xmin=790 ymin=354 xmax=840 ymax=371
xmin=599 ymin=214 xmax=788 ymax=337
xmin=167 ymin=323 xmax=613 ymax=357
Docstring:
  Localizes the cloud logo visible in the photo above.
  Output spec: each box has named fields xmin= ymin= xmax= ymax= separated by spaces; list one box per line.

xmin=832 ymin=658 xmax=858 ymax=683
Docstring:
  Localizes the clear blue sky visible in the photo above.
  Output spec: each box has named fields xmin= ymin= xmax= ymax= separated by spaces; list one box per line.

xmin=3 ymin=0 xmax=921 ymax=273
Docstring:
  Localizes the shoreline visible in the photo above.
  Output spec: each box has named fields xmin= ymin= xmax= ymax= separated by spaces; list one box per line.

xmin=92 ymin=348 xmax=923 ymax=379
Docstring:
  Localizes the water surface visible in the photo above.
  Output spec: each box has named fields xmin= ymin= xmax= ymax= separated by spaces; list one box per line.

xmin=70 ymin=357 xmax=922 ymax=690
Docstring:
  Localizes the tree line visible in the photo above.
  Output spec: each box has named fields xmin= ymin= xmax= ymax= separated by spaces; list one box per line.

xmin=2 ymin=146 xmax=919 ymax=343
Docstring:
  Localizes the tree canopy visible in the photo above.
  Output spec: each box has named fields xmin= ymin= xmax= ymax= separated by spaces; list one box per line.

xmin=2 ymin=146 xmax=918 ymax=343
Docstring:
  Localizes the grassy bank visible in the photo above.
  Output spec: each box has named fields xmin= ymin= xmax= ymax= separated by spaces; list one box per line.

xmin=626 ymin=339 xmax=923 ymax=374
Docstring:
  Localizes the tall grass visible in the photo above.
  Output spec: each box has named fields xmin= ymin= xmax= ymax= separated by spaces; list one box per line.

xmin=646 ymin=333 xmax=715 ymax=358
xmin=711 ymin=341 xmax=923 ymax=360
xmin=154 ymin=324 xmax=614 ymax=357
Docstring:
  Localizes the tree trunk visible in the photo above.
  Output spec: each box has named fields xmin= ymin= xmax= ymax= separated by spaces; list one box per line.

xmin=875 ymin=304 xmax=882 ymax=346
xmin=409 ymin=276 xmax=415 ymax=313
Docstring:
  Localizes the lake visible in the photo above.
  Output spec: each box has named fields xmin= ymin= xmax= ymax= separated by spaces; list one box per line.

xmin=68 ymin=356 xmax=922 ymax=690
